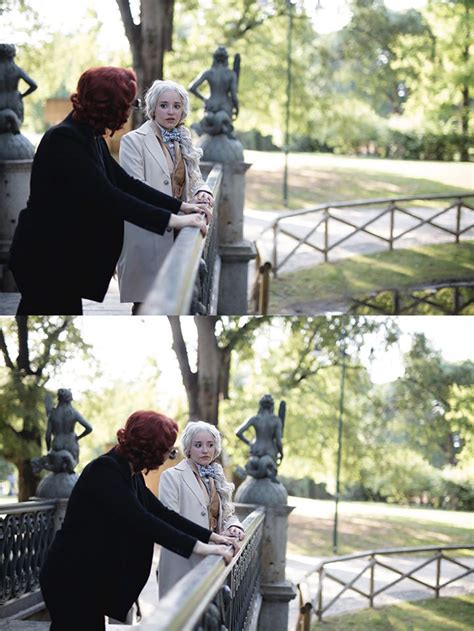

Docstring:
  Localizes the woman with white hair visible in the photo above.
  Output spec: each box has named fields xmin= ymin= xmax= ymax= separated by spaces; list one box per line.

xmin=117 ymin=80 xmax=213 ymax=314
xmin=157 ymin=420 xmax=244 ymax=597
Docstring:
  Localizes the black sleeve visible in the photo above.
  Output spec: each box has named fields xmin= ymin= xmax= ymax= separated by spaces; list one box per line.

xmin=142 ymin=482 xmax=211 ymax=542
xmin=86 ymin=460 xmax=206 ymax=559
xmin=108 ymin=153 xmax=182 ymax=210
xmin=48 ymin=128 xmax=180 ymax=235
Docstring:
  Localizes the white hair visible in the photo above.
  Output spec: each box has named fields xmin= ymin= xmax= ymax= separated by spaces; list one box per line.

xmin=181 ymin=421 xmax=235 ymax=526
xmin=144 ymin=79 xmax=203 ymax=177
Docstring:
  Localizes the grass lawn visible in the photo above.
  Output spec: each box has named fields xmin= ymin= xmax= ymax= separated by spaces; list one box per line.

xmin=268 ymin=241 xmax=474 ymax=314
xmin=287 ymin=497 xmax=474 ymax=558
xmin=244 ymin=151 xmax=474 ymax=210
xmin=310 ymin=594 xmax=474 ymax=630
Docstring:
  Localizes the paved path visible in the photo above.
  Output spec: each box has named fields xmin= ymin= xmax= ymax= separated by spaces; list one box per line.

xmin=244 ymin=205 xmax=474 ymax=275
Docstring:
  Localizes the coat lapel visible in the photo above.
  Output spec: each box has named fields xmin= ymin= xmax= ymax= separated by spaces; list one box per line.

xmin=181 ymin=460 xmax=208 ymax=507
xmin=139 ymin=121 xmax=170 ymax=177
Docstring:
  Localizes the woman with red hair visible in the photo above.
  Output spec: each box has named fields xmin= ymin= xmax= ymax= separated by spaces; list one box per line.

xmin=9 ymin=67 xmax=210 ymax=315
xmin=39 ymin=410 xmax=236 ymax=631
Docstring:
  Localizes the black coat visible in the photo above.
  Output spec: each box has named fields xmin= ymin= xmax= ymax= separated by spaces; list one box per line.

xmin=9 ymin=113 xmax=182 ymax=301
xmin=39 ymin=448 xmax=211 ymax=622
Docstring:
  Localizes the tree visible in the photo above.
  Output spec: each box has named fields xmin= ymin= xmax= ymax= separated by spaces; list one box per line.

xmin=0 ymin=317 xmax=90 ymax=500
xmin=381 ymin=333 xmax=474 ymax=467
xmin=116 ymin=0 xmax=176 ymax=105
xmin=168 ymin=316 xmax=267 ymax=424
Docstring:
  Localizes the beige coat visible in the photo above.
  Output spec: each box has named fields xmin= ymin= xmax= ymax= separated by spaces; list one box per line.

xmin=157 ymin=459 xmax=241 ymax=597
xmin=117 ymin=120 xmax=210 ymax=302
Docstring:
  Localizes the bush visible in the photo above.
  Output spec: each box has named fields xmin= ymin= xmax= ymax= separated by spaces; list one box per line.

xmin=279 ymin=475 xmax=333 ymax=499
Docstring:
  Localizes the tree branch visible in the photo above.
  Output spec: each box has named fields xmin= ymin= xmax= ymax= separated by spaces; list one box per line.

xmin=115 ymin=0 xmax=141 ymax=50
xmin=0 ymin=327 xmax=14 ymax=370
xmin=35 ymin=317 xmax=71 ymax=377
xmin=168 ymin=316 xmax=197 ymax=393
xmin=15 ymin=316 xmax=34 ymax=374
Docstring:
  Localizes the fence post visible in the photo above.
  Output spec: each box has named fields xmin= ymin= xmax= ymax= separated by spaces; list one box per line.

xmin=389 ymin=204 xmax=395 ymax=251
xmin=369 ymin=555 xmax=375 ymax=608
xmin=435 ymin=552 xmax=441 ymax=598
xmin=324 ymin=211 xmax=329 ymax=262
xmin=455 ymin=200 xmax=462 ymax=244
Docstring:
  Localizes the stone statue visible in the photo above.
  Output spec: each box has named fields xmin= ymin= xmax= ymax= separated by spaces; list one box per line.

xmin=189 ymin=46 xmax=240 ymax=139
xmin=236 ymin=394 xmax=286 ymax=482
xmin=0 ymin=43 xmax=37 ymax=159
xmin=32 ymin=388 xmax=93 ymax=476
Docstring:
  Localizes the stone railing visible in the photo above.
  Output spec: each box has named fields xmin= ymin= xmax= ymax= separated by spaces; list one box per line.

xmin=140 ymin=164 xmax=223 ymax=315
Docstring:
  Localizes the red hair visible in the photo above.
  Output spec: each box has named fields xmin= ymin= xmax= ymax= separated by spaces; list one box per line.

xmin=71 ymin=66 xmax=137 ymax=135
xmin=115 ymin=410 xmax=178 ymax=473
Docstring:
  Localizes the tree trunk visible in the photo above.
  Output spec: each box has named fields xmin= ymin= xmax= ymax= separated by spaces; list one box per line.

xmin=16 ymin=458 xmax=40 ymax=501
xmin=195 ymin=317 xmax=221 ymax=425
xmin=116 ymin=0 xmax=175 ymax=127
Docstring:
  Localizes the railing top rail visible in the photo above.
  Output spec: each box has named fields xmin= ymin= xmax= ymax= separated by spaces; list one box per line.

xmin=0 ymin=499 xmax=57 ymax=514
xmin=271 ymin=191 xmax=474 ymax=225
xmin=134 ymin=505 xmax=266 ymax=631
xmin=308 ymin=544 xmax=474 ymax=575
xmin=140 ymin=164 xmax=223 ymax=315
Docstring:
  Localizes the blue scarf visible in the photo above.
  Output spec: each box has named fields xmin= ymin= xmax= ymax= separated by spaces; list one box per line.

xmin=161 ymin=127 xmax=182 ymax=144
xmin=197 ymin=463 xmax=217 ymax=479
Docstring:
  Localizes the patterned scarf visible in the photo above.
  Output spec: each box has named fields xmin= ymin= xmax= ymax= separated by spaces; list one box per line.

xmin=161 ymin=127 xmax=182 ymax=144
xmin=197 ymin=463 xmax=217 ymax=479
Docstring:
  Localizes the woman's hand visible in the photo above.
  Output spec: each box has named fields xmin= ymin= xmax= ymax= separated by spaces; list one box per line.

xmin=168 ymin=212 xmax=208 ymax=236
xmin=180 ymin=201 xmax=213 ymax=223
xmin=193 ymin=540 xmax=234 ymax=565
xmin=192 ymin=191 xmax=214 ymax=207
xmin=222 ymin=526 xmax=245 ymax=541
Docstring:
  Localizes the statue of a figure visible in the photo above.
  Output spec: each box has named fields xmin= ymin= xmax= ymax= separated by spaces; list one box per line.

xmin=189 ymin=46 xmax=240 ymax=139
xmin=0 ymin=43 xmax=37 ymax=135
xmin=32 ymin=388 xmax=93 ymax=475
xmin=236 ymin=394 xmax=286 ymax=482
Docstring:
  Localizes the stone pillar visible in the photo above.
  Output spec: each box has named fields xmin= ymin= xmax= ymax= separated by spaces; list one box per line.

xmin=0 ymin=158 xmax=32 ymax=290
xmin=235 ymin=477 xmax=296 ymax=631
xmin=199 ymin=133 xmax=256 ymax=315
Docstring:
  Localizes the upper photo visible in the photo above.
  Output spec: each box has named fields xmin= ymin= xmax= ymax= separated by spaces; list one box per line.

xmin=0 ymin=0 xmax=473 ymax=316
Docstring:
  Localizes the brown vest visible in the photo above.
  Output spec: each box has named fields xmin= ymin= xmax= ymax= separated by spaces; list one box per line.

xmin=156 ymin=134 xmax=186 ymax=200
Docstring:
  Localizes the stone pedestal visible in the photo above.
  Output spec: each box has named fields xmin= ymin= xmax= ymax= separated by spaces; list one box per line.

xmin=36 ymin=472 xmax=78 ymax=499
xmin=0 ymin=158 xmax=32 ymax=290
xmin=199 ymin=132 xmax=256 ymax=315
xmin=235 ymin=477 xmax=296 ymax=631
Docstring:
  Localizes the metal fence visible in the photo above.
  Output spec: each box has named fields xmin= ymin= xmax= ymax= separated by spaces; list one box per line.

xmin=296 ymin=544 xmax=474 ymax=629
xmin=0 ymin=501 xmax=56 ymax=619
xmin=267 ymin=193 xmax=474 ymax=277
xmin=140 ymin=164 xmax=223 ymax=315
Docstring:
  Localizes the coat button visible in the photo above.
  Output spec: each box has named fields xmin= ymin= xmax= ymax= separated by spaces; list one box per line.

xmin=166 ymin=227 xmax=172 ymax=232
xmin=164 ymin=179 xmax=169 ymax=185
xmin=201 ymin=510 xmax=206 ymax=516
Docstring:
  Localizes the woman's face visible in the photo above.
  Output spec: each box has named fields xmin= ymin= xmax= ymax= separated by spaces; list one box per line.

xmin=154 ymin=89 xmax=183 ymax=130
xmin=188 ymin=430 xmax=216 ymax=466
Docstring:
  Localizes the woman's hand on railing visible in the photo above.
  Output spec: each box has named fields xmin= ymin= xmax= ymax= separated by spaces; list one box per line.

xmin=180 ymin=200 xmax=213 ymax=224
xmin=193 ymin=540 xmax=235 ymax=565
xmin=168 ymin=212 xmax=208 ymax=236
xmin=222 ymin=526 xmax=245 ymax=541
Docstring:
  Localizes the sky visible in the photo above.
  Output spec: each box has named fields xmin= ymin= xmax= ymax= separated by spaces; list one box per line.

xmin=2 ymin=0 xmax=429 ymax=48
xmin=39 ymin=316 xmax=474 ymax=405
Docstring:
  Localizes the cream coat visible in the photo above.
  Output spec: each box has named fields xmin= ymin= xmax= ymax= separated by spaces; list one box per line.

xmin=117 ymin=120 xmax=210 ymax=302
xmin=157 ymin=459 xmax=242 ymax=597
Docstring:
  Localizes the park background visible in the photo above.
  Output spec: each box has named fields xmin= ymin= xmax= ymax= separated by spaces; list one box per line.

xmin=0 ymin=314 xmax=473 ymax=628
xmin=1 ymin=0 xmax=472 ymax=315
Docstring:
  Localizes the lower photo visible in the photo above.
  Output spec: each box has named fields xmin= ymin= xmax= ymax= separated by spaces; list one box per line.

xmin=0 ymin=315 xmax=472 ymax=631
